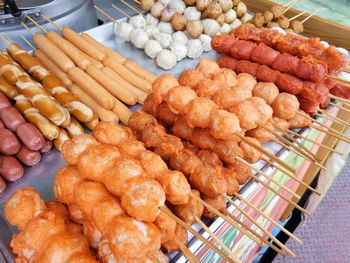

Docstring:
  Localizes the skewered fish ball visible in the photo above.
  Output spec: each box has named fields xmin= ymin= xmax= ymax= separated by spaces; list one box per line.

xmin=141 ymin=0 xmax=155 ymax=11
xmin=119 ymin=139 xmax=146 ymax=158
xmin=207 ymin=1 xmax=223 ymax=19
xmin=184 ymin=6 xmax=201 ymax=21
xmin=290 ymin=20 xmax=304 ymax=33
xmin=221 ymin=167 xmax=239 ymax=195
xmin=130 ymin=28 xmax=149 ymax=49
xmin=229 ymin=100 xmax=259 ymax=130
xmin=236 ymin=2 xmax=247 ymax=18
xmin=93 ymin=121 xmax=128 ymax=145
xmin=224 ymin=9 xmax=237 ymax=23
xmin=199 ymin=34 xmax=212 ymax=52
xmin=152 ymin=73 xmax=179 ymax=104
xmin=196 ymin=57 xmax=221 ymax=78
xmin=252 ymin=82 xmax=279 ymax=105
xmin=157 ymin=103 xmax=177 ymax=126
xmin=196 ymin=0 xmax=210 ymax=11
xmin=271 ymin=5 xmax=285 ymax=19
xmin=197 ymin=149 xmax=222 ymax=167
xmin=191 ymin=128 xmax=217 ymax=150
xmin=145 ymin=13 xmax=159 ymax=26
xmin=139 ymin=150 xmax=168 ymax=179
xmin=186 ymin=39 xmax=204 ymax=58
xmin=173 ymin=189 xmax=204 ymax=225
xmin=155 ymin=32 xmax=173 ymax=48
xmin=202 ymin=18 xmax=221 ymax=35
xmin=196 ymin=78 xmax=222 ymax=98
xmin=145 ymin=24 xmax=160 ymax=39
xmin=168 ymin=0 xmax=186 ymax=14
xmin=116 ymin=22 xmax=134 ymax=42
xmin=186 ymin=97 xmax=218 ymax=128
xmin=226 ymin=159 xmax=252 ymax=184
xmin=271 ymin=116 xmax=290 ymax=130
xmin=172 ymin=116 xmax=195 ymax=141
xmin=252 ymin=12 xmax=265 ymax=28
xmin=68 ymin=204 xmax=84 ymax=224
xmin=170 ymin=149 xmax=202 ymax=176
xmin=271 ymin=92 xmax=300 ymax=120
xmin=213 ymin=68 xmax=238 ymax=89
xmin=170 ymin=42 xmax=187 ymax=61
xmin=186 ymin=20 xmax=204 ymax=38
xmin=145 ymin=40 xmax=163 ymax=59
xmin=151 ymin=2 xmax=166 ymax=18
xmin=171 ymin=13 xmax=187 ymax=31
xmin=166 ymin=86 xmax=198 ymax=114
xmin=161 ymin=7 xmax=176 ymax=22
xmin=251 ymin=97 xmax=273 ymax=124
xmin=264 ymin=10 xmax=274 ymax=24
xmin=202 ymin=195 xmax=226 ymax=217
xmin=219 ymin=0 xmax=233 ymax=12
xmin=268 ymin=21 xmax=279 ymax=28
xmin=288 ymin=109 xmax=311 ymax=129
xmin=277 ymin=15 xmax=290 ymax=29
xmin=156 ymin=49 xmax=177 ymax=70
xmin=130 ymin=14 xmax=146 ymax=28
xmin=155 ymin=210 xmax=177 ymax=244
xmin=237 ymin=73 xmax=257 ymax=91
xmin=179 ymin=68 xmax=204 ymax=88
xmin=158 ymin=21 xmax=174 ymax=34
xmin=83 ymin=219 xmax=103 ymax=249
xmin=172 ymin=31 xmax=189 ymax=45
xmin=210 ymin=109 xmax=242 ymax=139
xmin=240 ymin=136 xmax=262 ymax=163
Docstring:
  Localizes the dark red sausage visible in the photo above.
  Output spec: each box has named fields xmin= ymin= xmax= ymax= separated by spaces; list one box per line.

xmin=0 ymin=155 xmax=24 ymax=181
xmin=0 ymin=106 xmax=25 ymax=132
xmin=230 ymin=40 xmax=256 ymax=60
xmin=0 ymin=91 xmax=11 ymax=111
xmin=16 ymin=123 xmax=45 ymax=151
xmin=40 ymin=140 xmax=53 ymax=153
xmin=16 ymin=145 xmax=41 ymax=166
xmin=0 ymin=176 xmax=6 ymax=195
xmin=0 ymin=120 xmax=4 ymax=129
xmin=0 ymin=128 xmax=21 ymax=155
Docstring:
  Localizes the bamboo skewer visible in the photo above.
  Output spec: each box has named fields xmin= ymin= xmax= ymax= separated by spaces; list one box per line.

xmin=222 ymin=194 xmax=296 ymax=258
xmin=326 ymin=74 xmax=350 ymax=86
xmin=21 ymin=22 xmax=35 ymax=36
xmin=0 ymin=34 xmax=10 ymax=45
xmin=283 ymin=0 xmax=298 ymax=13
xmin=329 ymin=102 xmax=350 ymax=114
xmin=94 ymin=5 xmax=120 ymax=24
xmin=318 ymin=110 xmax=350 ymax=127
xmin=174 ymin=238 xmax=201 ymax=263
xmin=234 ymin=193 xmax=302 ymax=244
xmin=146 ymin=252 xmax=161 ymax=263
xmin=160 ymin=206 xmax=236 ymax=263
xmin=133 ymin=0 xmax=141 ymax=5
xmin=20 ymin=35 xmax=36 ymax=50
xmin=300 ymin=9 xmax=320 ymax=24
xmin=329 ymin=94 xmax=350 ymax=105
xmin=119 ymin=0 xmax=144 ymax=17
xmin=309 ymin=123 xmax=350 ymax=144
xmin=26 ymin=16 xmax=47 ymax=33
xmin=41 ymin=14 xmax=63 ymax=30
xmin=288 ymin=10 xmax=307 ymax=21
xmin=111 ymin=4 xmax=132 ymax=19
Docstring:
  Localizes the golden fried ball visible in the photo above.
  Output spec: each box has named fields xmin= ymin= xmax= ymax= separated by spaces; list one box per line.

xmin=92 ymin=121 xmax=129 ymax=146
xmin=263 ymin=10 xmax=274 ymax=24
xmin=207 ymin=1 xmax=223 ymax=19
xmin=252 ymin=12 xmax=265 ymax=28
xmin=271 ymin=5 xmax=285 ymax=19
xmin=172 ymin=13 xmax=187 ymax=31
xmin=186 ymin=20 xmax=204 ymax=38
xmin=277 ymin=15 xmax=290 ymax=29
xmin=196 ymin=0 xmax=210 ymax=11
xmin=140 ymin=0 xmax=155 ymax=11
xmin=290 ymin=20 xmax=304 ymax=33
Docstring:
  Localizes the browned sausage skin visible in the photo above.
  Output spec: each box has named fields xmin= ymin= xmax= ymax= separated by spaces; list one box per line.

xmin=16 ymin=123 xmax=45 ymax=151
xmin=0 ymin=155 xmax=24 ymax=181
xmin=0 ymin=106 xmax=25 ymax=132
xmin=0 ymin=128 xmax=21 ymax=155
xmin=16 ymin=144 xmax=41 ymax=166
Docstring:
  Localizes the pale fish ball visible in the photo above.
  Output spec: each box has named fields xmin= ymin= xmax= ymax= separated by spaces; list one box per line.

xmin=183 ymin=6 xmax=201 ymax=21
xmin=170 ymin=42 xmax=188 ymax=61
xmin=129 ymin=14 xmax=146 ymax=28
xmin=337 ymin=47 xmax=348 ymax=56
xmin=156 ymin=49 xmax=177 ymax=70
xmin=145 ymin=40 xmax=163 ymax=58
xmin=199 ymin=34 xmax=212 ymax=52
xmin=230 ymin=18 xmax=242 ymax=30
xmin=155 ymin=32 xmax=173 ymax=48
xmin=224 ymin=9 xmax=237 ymax=23
xmin=271 ymin=26 xmax=287 ymax=35
xmin=130 ymin=28 xmax=149 ymax=49
xmin=115 ymin=22 xmax=134 ymax=42
xmin=168 ymin=0 xmax=186 ymax=14
xmin=202 ymin=19 xmax=221 ymax=36
xmin=319 ymin=41 xmax=329 ymax=48
xmin=145 ymin=13 xmax=159 ymax=26
xmin=186 ymin=39 xmax=203 ymax=58
xmin=158 ymin=21 xmax=174 ymax=34
xmin=172 ymin=31 xmax=189 ymax=45
xmin=145 ymin=25 xmax=160 ymax=39
xmin=240 ymin=13 xmax=253 ymax=24
xmin=220 ymin=23 xmax=232 ymax=35
xmin=159 ymin=0 xmax=171 ymax=4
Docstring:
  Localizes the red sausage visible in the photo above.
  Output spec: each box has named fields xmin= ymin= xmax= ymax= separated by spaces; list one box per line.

xmin=0 ymin=91 xmax=11 ymax=111
xmin=0 ymin=128 xmax=21 ymax=155
xmin=0 ymin=106 xmax=25 ymax=132
xmin=40 ymin=140 xmax=53 ymax=154
xmin=0 ymin=176 xmax=6 ymax=195
xmin=0 ymin=155 xmax=24 ymax=181
xmin=16 ymin=123 xmax=45 ymax=151
xmin=16 ymin=145 xmax=41 ymax=166
xmin=0 ymin=120 xmax=4 ymax=128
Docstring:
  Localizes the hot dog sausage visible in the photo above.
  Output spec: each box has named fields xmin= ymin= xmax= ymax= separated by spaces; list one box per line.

xmin=0 ymin=176 xmax=6 ymax=195
xmin=112 ymin=98 xmax=132 ymax=125
xmin=0 ymin=90 xmax=11 ymax=110
xmin=0 ymin=120 xmax=4 ymax=129
xmin=40 ymin=140 xmax=53 ymax=153
xmin=0 ymin=106 xmax=25 ymax=132
xmin=0 ymin=128 xmax=21 ymax=155
xmin=85 ymin=112 xmax=99 ymax=130
xmin=33 ymin=34 xmax=75 ymax=72
xmin=83 ymin=52 xmax=104 ymax=69
xmin=53 ymin=128 xmax=70 ymax=151
xmin=0 ymin=51 xmax=27 ymax=85
xmin=0 ymin=155 xmax=24 ymax=181
xmin=16 ymin=123 xmax=45 ymax=151
xmin=124 ymin=59 xmax=157 ymax=83
xmin=16 ymin=144 xmax=41 ymax=166
xmin=65 ymin=117 xmax=84 ymax=138
xmin=0 ymin=76 xmax=18 ymax=99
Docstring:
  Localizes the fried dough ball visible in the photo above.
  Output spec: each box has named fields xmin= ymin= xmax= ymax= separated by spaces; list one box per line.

xmin=141 ymin=0 xmax=155 ymax=11
xmin=183 ymin=141 xmax=200 ymax=154
xmin=154 ymin=134 xmax=184 ymax=161
xmin=119 ymin=139 xmax=146 ymax=159
xmin=226 ymin=159 xmax=252 ymax=184
xmin=213 ymin=138 xmax=244 ymax=163
xmin=103 ymin=157 xmax=144 ymax=197
xmin=162 ymin=224 xmax=188 ymax=253
xmin=288 ymin=110 xmax=311 ymax=129
xmin=191 ymin=128 xmax=217 ymax=150
xmin=196 ymin=79 xmax=222 ymax=98
xmin=169 ymin=149 xmax=203 ymax=177
xmin=4 ymin=187 xmax=46 ymax=231
xmin=212 ymin=88 xmax=249 ymax=110
xmin=221 ymin=167 xmax=239 ymax=195
xmin=93 ymin=121 xmax=129 ymax=146
xmin=210 ymin=109 xmax=242 ymax=139
xmin=196 ymin=0 xmax=210 ymax=11
xmin=172 ymin=116 xmax=194 ymax=140
xmin=158 ymin=170 xmax=191 ymax=205
xmin=246 ymin=121 xmax=275 ymax=143
xmin=172 ymin=13 xmax=187 ymax=31
xmin=68 ymin=205 xmax=84 ymax=224
xmin=186 ymin=20 xmax=204 ymax=38
xmin=197 ymin=149 xmax=222 ymax=167
xmin=239 ymin=137 xmax=262 ymax=163
xmin=195 ymin=57 xmax=221 ymax=78
xmin=83 ymin=219 xmax=103 ymax=249
xmin=54 ymin=166 xmax=84 ymax=206
xmin=139 ymin=150 xmax=168 ymax=179
xmin=165 ymin=86 xmax=197 ymax=115
xmin=155 ymin=210 xmax=177 ymax=244
xmin=202 ymin=194 xmax=226 ymax=217
xmin=237 ymin=73 xmax=257 ymax=91
xmin=250 ymin=97 xmax=274 ymax=125
xmin=178 ymin=68 xmax=205 ymax=88
xmin=152 ymin=74 xmax=179 ymax=104
xmin=108 ymin=214 xmax=161 ymax=260
xmin=230 ymin=100 xmax=259 ymax=130
xmin=74 ymin=181 xmax=110 ymax=218
xmin=129 ymin=110 xmax=158 ymax=137
xmin=141 ymin=124 xmax=166 ymax=148
xmin=271 ymin=116 xmax=290 ymax=130
xmin=158 ymin=103 xmax=177 ymax=127
xmin=213 ymin=68 xmax=238 ymax=89
xmin=61 ymin=134 xmax=99 ymax=165
xmin=190 ymin=166 xmax=227 ymax=197
xmin=66 ymin=221 xmax=83 ymax=235
xmin=271 ymin=5 xmax=284 ymax=19
xmin=252 ymin=82 xmax=279 ymax=105
xmin=271 ymin=93 xmax=300 ymax=120
xmin=173 ymin=189 xmax=204 ymax=225
xmin=207 ymin=1 xmax=222 ymax=19
xmin=121 ymin=176 xmax=166 ymax=222
xmin=46 ymin=199 xmax=68 ymax=220
xmin=186 ymin=97 xmax=218 ymax=128
xmin=277 ymin=15 xmax=290 ymax=29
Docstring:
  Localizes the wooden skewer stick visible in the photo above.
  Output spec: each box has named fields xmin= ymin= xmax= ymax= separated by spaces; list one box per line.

xmin=174 ymin=238 xmax=201 ymax=263
xmin=326 ymin=74 xmax=350 ymax=86
xmin=194 ymin=217 xmax=242 ymax=263
xmin=41 ymin=14 xmax=63 ymax=30
xmin=26 ymin=16 xmax=47 ymax=33
xmin=133 ymin=0 xmax=141 ymax=5
xmin=0 ymin=34 xmax=10 ymax=45
xmin=112 ymin=4 xmax=132 ymax=19
xmin=283 ymin=0 xmax=297 ymax=8
xmin=287 ymin=129 xmax=344 ymax=156
xmin=222 ymin=194 xmax=295 ymax=258
xmin=4 ymin=34 xmax=13 ymax=43
xmin=310 ymin=123 xmax=350 ymax=144
xmin=159 ymin=206 xmax=235 ymax=263
xmin=236 ymin=134 xmax=296 ymax=174
xmin=328 ymin=94 xmax=350 ymax=106
xmin=329 ymin=102 xmax=350 ymax=113
xmin=260 ymin=156 xmax=321 ymax=195
xmin=318 ymin=110 xmax=350 ymax=127
xmin=234 ymin=192 xmax=302 ymax=244
xmin=343 ymin=68 xmax=350 ymax=74
xmin=189 ymin=193 xmax=263 ymax=247
xmin=20 ymin=35 xmax=37 ymax=50
xmin=94 ymin=5 xmax=120 ymax=24
xmin=283 ymin=0 xmax=299 ymax=14
xmin=119 ymin=0 xmax=145 ymax=17
xmin=21 ymin=22 xmax=35 ymax=36
xmin=271 ymin=137 xmax=305 ymax=158
xmin=146 ymin=252 xmax=161 ymax=263
xmin=235 ymin=157 xmax=310 ymax=216
xmin=301 ymin=8 xmax=320 ymax=24
xmin=288 ymin=10 xmax=307 ymax=21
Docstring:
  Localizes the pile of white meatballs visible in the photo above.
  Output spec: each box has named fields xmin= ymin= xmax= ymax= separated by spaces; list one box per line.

xmin=115 ymin=0 xmax=252 ymax=70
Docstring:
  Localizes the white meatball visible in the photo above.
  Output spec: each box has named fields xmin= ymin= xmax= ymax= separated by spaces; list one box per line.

xmin=158 ymin=21 xmax=174 ymax=34
xmin=240 ymin=13 xmax=253 ymax=24
xmin=168 ymin=0 xmax=186 ymax=14
xmin=145 ymin=40 xmax=163 ymax=58
xmin=230 ymin=18 xmax=242 ymax=31
xmin=202 ymin=19 xmax=221 ymax=36
xmin=172 ymin=31 xmax=189 ymax=45
xmin=129 ymin=14 xmax=146 ymax=28
xmin=156 ymin=50 xmax=177 ymax=70
xmin=270 ymin=26 xmax=286 ymax=35
xmin=145 ymin=13 xmax=159 ymax=26
xmin=186 ymin=39 xmax=203 ymax=58
xmin=220 ymin=23 xmax=231 ymax=35
xmin=115 ymin=22 xmax=134 ymax=42
xmin=199 ymin=34 xmax=212 ymax=52
xmin=130 ymin=28 xmax=149 ymax=49
xmin=224 ymin=9 xmax=237 ymax=24
xmin=155 ymin=32 xmax=173 ymax=48
xmin=145 ymin=25 xmax=160 ymax=39
xmin=183 ymin=6 xmax=201 ymax=21
xmin=159 ymin=0 xmax=171 ymax=4
xmin=170 ymin=42 xmax=188 ymax=61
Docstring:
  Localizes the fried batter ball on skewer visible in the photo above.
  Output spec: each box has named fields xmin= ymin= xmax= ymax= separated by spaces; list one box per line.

xmin=229 ymin=99 xmax=260 ymax=130
xmin=212 ymin=87 xmax=252 ymax=109
xmin=226 ymin=160 xmax=252 ymax=185
xmin=252 ymin=82 xmax=279 ymax=105
xmin=239 ymin=137 xmax=262 ymax=163
xmin=172 ymin=116 xmax=195 ymax=141
xmin=201 ymin=194 xmax=227 ymax=218
xmin=185 ymin=97 xmax=218 ymax=128
xmin=119 ymin=139 xmax=147 ymax=159
xmin=288 ymin=109 xmax=311 ymax=129
xmin=212 ymin=68 xmax=238 ymax=89
xmin=195 ymin=57 xmax=221 ymax=78
xmin=161 ymin=223 xmax=188 ymax=253
xmin=154 ymin=134 xmax=184 ymax=161
xmin=178 ymin=69 xmax=205 ymax=88
xmin=155 ymin=209 xmax=177 ymax=245
xmin=271 ymin=116 xmax=290 ymax=130
xmin=209 ymin=109 xmax=242 ymax=139
xmin=195 ymin=78 xmax=222 ymax=98
xmin=93 ymin=121 xmax=129 ymax=145
xmin=165 ymin=86 xmax=197 ymax=115
xmin=139 ymin=150 xmax=169 ymax=179
xmin=68 ymin=204 xmax=85 ymax=224
xmin=82 ymin=219 xmax=103 ymax=249
xmin=157 ymin=103 xmax=177 ymax=127
xmin=246 ymin=121 xmax=275 ymax=143
xmin=169 ymin=149 xmax=203 ymax=177
xmin=271 ymin=92 xmax=300 ymax=120
xmin=152 ymin=73 xmax=179 ymax=104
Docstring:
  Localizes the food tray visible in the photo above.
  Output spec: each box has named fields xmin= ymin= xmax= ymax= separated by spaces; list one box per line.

xmin=0 ymin=21 xmax=307 ymax=262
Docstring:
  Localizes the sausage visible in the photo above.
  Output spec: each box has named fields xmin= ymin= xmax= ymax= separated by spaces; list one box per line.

xmin=16 ymin=144 xmax=41 ymax=166
xmin=0 ymin=155 xmax=24 ymax=181
xmin=16 ymin=123 xmax=46 ymax=151
xmin=0 ymin=128 xmax=21 ymax=155
xmin=124 ymin=59 xmax=158 ymax=83
xmin=0 ymin=106 xmax=25 ymax=132
xmin=33 ymin=34 xmax=75 ymax=72
xmin=83 ymin=52 xmax=104 ymax=69
xmin=34 ymin=49 xmax=73 ymax=88
xmin=53 ymin=128 xmax=70 ymax=151
xmin=65 ymin=117 xmax=84 ymax=138
xmin=85 ymin=112 xmax=99 ymax=130
xmin=67 ymin=67 xmax=115 ymax=110
xmin=0 ymin=120 xmax=3 ymax=128
xmin=112 ymin=98 xmax=133 ymax=125
xmin=40 ymin=140 xmax=53 ymax=153
xmin=103 ymin=58 xmax=152 ymax=93
xmin=0 ymin=90 xmax=11 ymax=110
xmin=0 ymin=51 xmax=27 ymax=85
xmin=70 ymin=84 xmax=119 ymax=123
xmin=0 ymin=176 xmax=6 ymax=195
xmin=81 ymin=33 xmax=126 ymax=64
xmin=62 ymin=26 xmax=106 ymax=61
xmin=85 ymin=64 xmax=137 ymax=105
xmin=0 ymin=76 xmax=18 ymax=99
